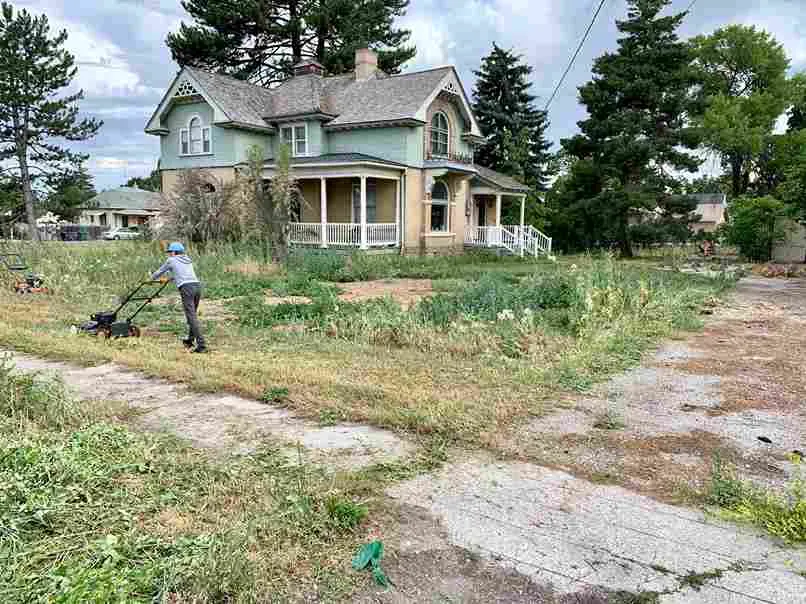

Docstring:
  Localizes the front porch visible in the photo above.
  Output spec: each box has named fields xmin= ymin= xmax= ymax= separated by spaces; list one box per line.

xmin=284 ymin=171 xmax=402 ymax=250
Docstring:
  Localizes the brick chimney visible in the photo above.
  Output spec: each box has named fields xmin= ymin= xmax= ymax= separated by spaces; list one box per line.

xmin=355 ymin=48 xmax=378 ymax=81
xmin=293 ymin=59 xmax=324 ymax=77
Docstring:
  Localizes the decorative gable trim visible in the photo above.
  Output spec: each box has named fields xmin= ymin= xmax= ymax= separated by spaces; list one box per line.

xmin=414 ymin=68 xmax=482 ymax=137
xmin=145 ymin=68 xmax=230 ymax=135
xmin=174 ymin=79 xmax=200 ymax=98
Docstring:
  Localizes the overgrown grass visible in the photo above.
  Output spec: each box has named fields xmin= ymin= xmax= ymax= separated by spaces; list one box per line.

xmin=0 ymin=243 xmax=734 ymax=446
xmin=0 ymin=358 xmax=366 ymax=602
xmin=705 ymin=456 xmax=806 ymax=543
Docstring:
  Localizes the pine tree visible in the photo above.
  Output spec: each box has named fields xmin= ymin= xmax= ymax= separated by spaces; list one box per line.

xmin=472 ymin=44 xmax=552 ymax=191
xmin=167 ymin=0 xmax=415 ymax=86
xmin=45 ymin=166 xmax=95 ymax=221
xmin=0 ymin=3 xmax=102 ymax=241
xmin=561 ymin=0 xmax=700 ymax=257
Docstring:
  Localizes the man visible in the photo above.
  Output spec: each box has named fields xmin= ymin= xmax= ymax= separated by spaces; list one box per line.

xmin=151 ymin=242 xmax=207 ymax=353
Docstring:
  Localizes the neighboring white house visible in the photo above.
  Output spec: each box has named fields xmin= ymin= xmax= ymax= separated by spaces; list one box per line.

xmin=79 ymin=186 xmax=161 ymax=229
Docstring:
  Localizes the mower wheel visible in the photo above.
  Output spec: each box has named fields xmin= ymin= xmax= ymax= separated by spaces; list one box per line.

xmin=97 ymin=328 xmax=112 ymax=339
xmin=128 ymin=325 xmax=141 ymax=338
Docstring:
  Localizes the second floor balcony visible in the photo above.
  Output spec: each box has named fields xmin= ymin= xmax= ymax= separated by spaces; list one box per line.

xmin=424 ymin=126 xmax=475 ymax=165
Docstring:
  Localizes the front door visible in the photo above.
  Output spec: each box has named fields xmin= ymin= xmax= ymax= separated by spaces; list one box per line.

xmin=477 ymin=199 xmax=486 ymax=227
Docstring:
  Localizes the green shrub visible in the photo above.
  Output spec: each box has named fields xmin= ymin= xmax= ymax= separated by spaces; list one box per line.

xmin=719 ymin=196 xmax=790 ymax=262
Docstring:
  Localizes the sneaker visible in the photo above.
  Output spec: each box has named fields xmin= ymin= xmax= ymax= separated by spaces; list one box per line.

xmin=181 ymin=338 xmax=194 ymax=349
xmin=191 ymin=346 xmax=208 ymax=354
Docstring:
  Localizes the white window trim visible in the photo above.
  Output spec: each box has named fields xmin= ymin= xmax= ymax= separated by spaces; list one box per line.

xmin=280 ymin=122 xmax=310 ymax=158
xmin=178 ymin=114 xmax=213 ymax=157
xmin=430 ymin=111 xmax=450 ymax=157
xmin=430 ymin=180 xmax=451 ymax=233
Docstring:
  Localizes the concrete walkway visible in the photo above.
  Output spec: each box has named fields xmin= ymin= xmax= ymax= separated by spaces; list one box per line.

xmin=388 ymin=457 xmax=806 ymax=603
xmin=7 ymin=352 xmax=412 ymax=469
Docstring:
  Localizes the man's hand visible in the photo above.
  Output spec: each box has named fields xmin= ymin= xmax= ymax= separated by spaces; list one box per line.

xmin=159 ymin=276 xmax=170 ymax=284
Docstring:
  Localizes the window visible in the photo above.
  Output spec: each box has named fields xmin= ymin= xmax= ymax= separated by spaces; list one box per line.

xmin=431 ymin=180 xmax=449 ymax=232
xmin=99 ymin=214 xmax=107 ymax=227
xmin=352 ymin=180 xmax=377 ymax=222
xmin=179 ymin=115 xmax=211 ymax=155
xmin=430 ymin=112 xmax=449 ymax=156
xmin=280 ymin=123 xmax=308 ymax=157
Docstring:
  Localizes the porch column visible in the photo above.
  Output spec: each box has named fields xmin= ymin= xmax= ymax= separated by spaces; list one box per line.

xmin=320 ymin=177 xmax=328 ymax=248
xmin=360 ymin=175 xmax=368 ymax=250
xmin=519 ymin=194 xmax=526 ymax=257
xmin=495 ymin=193 xmax=502 ymax=245
xmin=395 ymin=177 xmax=401 ymax=245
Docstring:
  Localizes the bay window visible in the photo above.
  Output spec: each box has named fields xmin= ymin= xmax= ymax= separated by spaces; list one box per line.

xmin=179 ymin=115 xmax=211 ymax=156
xmin=430 ymin=180 xmax=450 ymax=232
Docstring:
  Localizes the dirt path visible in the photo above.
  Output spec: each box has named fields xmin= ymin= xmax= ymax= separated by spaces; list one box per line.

xmin=7 ymin=353 xmax=412 ymax=470
xmin=379 ymin=277 xmax=806 ymax=603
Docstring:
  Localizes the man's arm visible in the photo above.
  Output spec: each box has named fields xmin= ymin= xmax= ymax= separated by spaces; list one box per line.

xmin=151 ymin=259 xmax=173 ymax=281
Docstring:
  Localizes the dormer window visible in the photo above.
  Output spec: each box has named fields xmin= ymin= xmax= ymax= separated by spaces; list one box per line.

xmin=430 ymin=112 xmax=449 ymax=157
xmin=280 ymin=123 xmax=308 ymax=157
xmin=180 ymin=116 xmax=211 ymax=155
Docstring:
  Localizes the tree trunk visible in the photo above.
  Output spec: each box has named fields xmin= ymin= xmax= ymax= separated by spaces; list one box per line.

xmin=18 ymin=149 xmax=39 ymax=243
xmin=289 ymin=0 xmax=302 ymax=64
xmin=730 ymin=155 xmax=744 ymax=198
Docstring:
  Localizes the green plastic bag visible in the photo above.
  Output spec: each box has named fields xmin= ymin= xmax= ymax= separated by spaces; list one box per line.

xmin=352 ymin=540 xmax=389 ymax=587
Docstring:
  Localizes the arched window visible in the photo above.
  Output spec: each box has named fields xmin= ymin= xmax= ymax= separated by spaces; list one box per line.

xmin=180 ymin=116 xmax=211 ymax=155
xmin=430 ymin=112 xmax=449 ymax=157
xmin=430 ymin=180 xmax=450 ymax=232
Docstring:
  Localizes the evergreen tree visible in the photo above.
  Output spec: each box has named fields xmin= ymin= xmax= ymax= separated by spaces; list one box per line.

xmin=45 ymin=166 xmax=96 ymax=221
xmin=0 ymin=3 xmax=102 ymax=241
xmin=167 ymin=0 xmax=415 ymax=86
xmin=126 ymin=169 xmax=161 ymax=192
xmin=472 ymin=44 xmax=552 ymax=191
xmin=561 ymin=0 xmax=700 ymax=257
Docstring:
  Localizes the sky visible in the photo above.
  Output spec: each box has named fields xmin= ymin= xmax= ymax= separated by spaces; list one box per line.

xmin=15 ymin=0 xmax=806 ymax=191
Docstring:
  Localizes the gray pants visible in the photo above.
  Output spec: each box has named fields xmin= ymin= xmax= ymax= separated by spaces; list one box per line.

xmin=179 ymin=282 xmax=205 ymax=348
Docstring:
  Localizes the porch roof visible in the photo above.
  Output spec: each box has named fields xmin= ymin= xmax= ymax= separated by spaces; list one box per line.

xmin=263 ymin=153 xmax=406 ymax=169
xmin=471 ymin=165 xmax=530 ymax=194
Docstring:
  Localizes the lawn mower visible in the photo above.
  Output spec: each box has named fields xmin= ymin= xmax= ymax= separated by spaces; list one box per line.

xmin=0 ymin=253 xmax=49 ymax=294
xmin=78 ymin=280 xmax=169 ymax=338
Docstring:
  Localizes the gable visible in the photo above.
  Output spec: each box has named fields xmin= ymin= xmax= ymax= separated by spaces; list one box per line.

xmin=145 ymin=69 xmax=230 ymax=134
xmin=414 ymin=68 xmax=482 ymax=137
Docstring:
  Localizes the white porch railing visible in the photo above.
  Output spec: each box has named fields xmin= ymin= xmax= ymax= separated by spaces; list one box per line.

xmin=465 ymin=225 xmax=552 ymax=257
xmin=288 ymin=222 xmax=399 ymax=248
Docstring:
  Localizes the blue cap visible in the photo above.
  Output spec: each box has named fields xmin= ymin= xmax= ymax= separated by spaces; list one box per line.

xmin=167 ymin=242 xmax=185 ymax=253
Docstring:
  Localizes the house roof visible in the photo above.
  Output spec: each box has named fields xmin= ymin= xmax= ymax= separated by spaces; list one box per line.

xmin=472 ymin=165 xmax=530 ymax=193
xmin=675 ymin=192 xmax=727 ymax=206
xmin=186 ymin=67 xmax=276 ymax=130
xmin=84 ymin=187 xmax=161 ymax=212
xmin=147 ymin=63 xmax=481 ymax=136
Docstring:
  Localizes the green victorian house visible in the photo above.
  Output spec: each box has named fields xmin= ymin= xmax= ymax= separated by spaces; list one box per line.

xmin=146 ymin=48 xmax=551 ymax=256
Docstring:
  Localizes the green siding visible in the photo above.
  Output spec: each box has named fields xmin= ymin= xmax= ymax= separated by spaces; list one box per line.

xmin=327 ymin=127 xmax=419 ymax=164
xmin=160 ymin=101 xmax=272 ymax=169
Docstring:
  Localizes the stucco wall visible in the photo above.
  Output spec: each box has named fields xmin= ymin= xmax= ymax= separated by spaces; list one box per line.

xmin=299 ymin=177 xmax=396 ymax=223
xmin=160 ymin=167 xmax=237 ymax=196
xmin=773 ymin=220 xmax=806 ymax=263
xmin=404 ymin=169 xmax=424 ymax=250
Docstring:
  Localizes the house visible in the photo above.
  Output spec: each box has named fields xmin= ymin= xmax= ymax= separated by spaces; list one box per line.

xmin=79 ymin=186 xmax=161 ymax=229
xmin=687 ymin=193 xmax=727 ymax=233
xmin=145 ymin=49 xmax=551 ymax=256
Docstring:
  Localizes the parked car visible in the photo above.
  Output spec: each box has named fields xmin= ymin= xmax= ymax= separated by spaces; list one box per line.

xmin=103 ymin=227 xmax=141 ymax=240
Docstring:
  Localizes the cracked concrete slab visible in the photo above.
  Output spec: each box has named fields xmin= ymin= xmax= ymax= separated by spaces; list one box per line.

xmin=389 ymin=458 xmax=806 ymax=603
xmin=6 ymin=352 xmax=412 ymax=469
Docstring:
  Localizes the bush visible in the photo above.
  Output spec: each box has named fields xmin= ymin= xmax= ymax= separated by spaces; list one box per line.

xmin=719 ymin=196 xmax=789 ymax=262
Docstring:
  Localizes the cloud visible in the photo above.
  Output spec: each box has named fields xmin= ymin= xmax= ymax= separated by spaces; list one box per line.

xmin=10 ymin=0 xmax=806 ymax=190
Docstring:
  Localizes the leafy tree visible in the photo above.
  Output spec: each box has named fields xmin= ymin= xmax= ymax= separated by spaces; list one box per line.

xmin=125 ymin=169 xmax=161 ymax=192
xmin=561 ymin=0 xmax=700 ymax=257
xmin=629 ymin=195 xmax=699 ymax=246
xmin=774 ymin=129 xmax=806 ymax=220
xmin=0 ymin=175 xmax=22 ymax=235
xmin=691 ymin=25 xmax=790 ymax=197
xmin=167 ymin=0 xmax=415 ymax=86
xmin=0 ymin=3 xmax=102 ymax=241
xmin=44 ymin=167 xmax=95 ymax=221
xmin=684 ymin=174 xmax=730 ymax=195
xmin=787 ymin=73 xmax=806 ymax=131
xmin=473 ymin=44 xmax=552 ymax=191
xmin=720 ymin=196 xmax=789 ymax=262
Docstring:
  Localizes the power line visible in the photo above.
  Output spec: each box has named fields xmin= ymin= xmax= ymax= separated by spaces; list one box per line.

xmin=543 ymin=0 xmax=609 ymax=112
xmin=685 ymin=0 xmax=699 ymax=13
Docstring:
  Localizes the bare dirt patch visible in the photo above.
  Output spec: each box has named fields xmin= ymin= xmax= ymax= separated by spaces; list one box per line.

xmin=504 ymin=277 xmax=806 ymax=499
xmin=336 ymin=279 xmax=433 ymax=309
